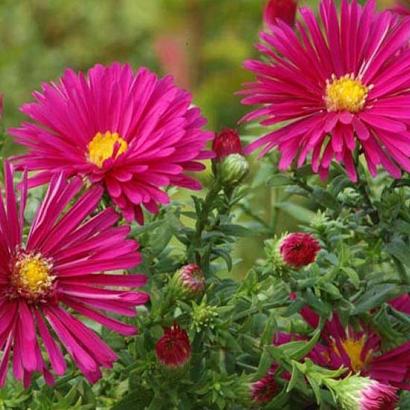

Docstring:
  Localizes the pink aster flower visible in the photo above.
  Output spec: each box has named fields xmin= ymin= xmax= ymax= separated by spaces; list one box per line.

xmin=294 ymin=307 xmax=410 ymax=389
xmin=0 ymin=162 xmax=148 ymax=387
xmin=241 ymin=0 xmax=410 ymax=181
xmin=10 ymin=63 xmax=213 ymax=223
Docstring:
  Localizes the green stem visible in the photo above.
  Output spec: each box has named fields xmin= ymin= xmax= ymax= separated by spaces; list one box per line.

xmin=354 ymin=154 xmax=379 ymax=224
xmin=193 ymin=181 xmax=222 ymax=266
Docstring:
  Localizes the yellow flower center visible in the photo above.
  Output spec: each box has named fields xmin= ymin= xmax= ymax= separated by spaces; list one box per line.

xmin=325 ymin=74 xmax=369 ymax=113
xmin=338 ymin=335 xmax=372 ymax=372
xmin=12 ymin=253 xmax=54 ymax=298
xmin=87 ymin=131 xmax=128 ymax=168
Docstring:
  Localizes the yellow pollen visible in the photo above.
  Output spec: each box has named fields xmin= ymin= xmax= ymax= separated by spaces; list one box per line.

xmin=87 ymin=131 xmax=128 ymax=168
xmin=325 ymin=74 xmax=369 ymax=113
xmin=339 ymin=335 xmax=372 ymax=372
xmin=13 ymin=253 xmax=54 ymax=297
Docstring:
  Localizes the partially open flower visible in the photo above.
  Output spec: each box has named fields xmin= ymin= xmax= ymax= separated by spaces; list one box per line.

xmin=155 ymin=323 xmax=191 ymax=368
xmin=326 ymin=375 xmax=398 ymax=410
xmin=279 ymin=232 xmax=320 ymax=269
xmin=171 ymin=263 xmax=205 ymax=298
xmin=263 ymin=0 xmax=297 ymax=27
xmin=212 ymin=128 xmax=248 ymax=186
xmin=250 ymin=369 xmax=278 ymax=403
xmin=212 ymin=128 xmax=243 ymax=160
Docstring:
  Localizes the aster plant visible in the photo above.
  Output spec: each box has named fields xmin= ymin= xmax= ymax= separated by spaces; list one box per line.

xmin=3 ymin=0 xmax=410 ymax=408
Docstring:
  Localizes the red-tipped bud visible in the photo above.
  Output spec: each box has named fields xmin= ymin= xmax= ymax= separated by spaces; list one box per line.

xmin=263 ymin=0 xmax=298 ymax=27
xmin=279 ymin=232 xmax=320 ymax=269
xmin=326 ymin=375 xmax=398 ymax=410
xmin=212 ymin=128 xmax=243 ymax=160
xmin=250 ymin=372 xmax=278 ymax=403
xmin=155 ymin=323 xmax=191 ymax=368
xmin=173 ymin=263 xmax=205 ymax=297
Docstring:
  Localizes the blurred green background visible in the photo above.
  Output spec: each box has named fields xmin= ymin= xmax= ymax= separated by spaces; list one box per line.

xmin=0 ymin=0 xmax=263 ymax=132
xmin=0 ymin=0 xmax=395 ymax=275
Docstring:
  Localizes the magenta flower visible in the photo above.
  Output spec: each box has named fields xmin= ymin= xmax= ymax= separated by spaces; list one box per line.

xmin=10 ymin=63 xmax=213 ymax=223
xmin=0 ymin=162 xmax=148 ymax=387
xmin=294 ymin=307 xmax=410 ymax=389
xmin=241 ymin=0 xmax=410 ymax=181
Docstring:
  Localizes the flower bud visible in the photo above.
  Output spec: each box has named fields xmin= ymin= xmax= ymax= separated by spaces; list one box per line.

xmin=279 ymin=232 xmax=320 ymax=269
xmin=326 ymin=375 xmax=398 ymax=410
xmin=171 ymin=263 xmax=205 ymax=298
xmin=263 ymin=0 xmax=298 ymax=27
xmin=212 ymin=128 xmax=242 ymax=160
xmin=250 ymin=370 xmax=278 ymax=403
xmin=191 ymin=299 xmax=218 ymax=333
xmin=155 ymin=323 xmax=191 ymax=368
xmin=220 ymin=153 xmax=249 ymax=186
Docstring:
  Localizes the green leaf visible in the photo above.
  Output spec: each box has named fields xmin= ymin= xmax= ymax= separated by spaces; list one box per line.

xmin=385 ymin=238 xmax=410 ymax=267
xmin=255 ymin=346 xmax=274 ymax=378
xmin=352 ymin=284 xmax=404 ymax=314
xmin=218 ymin=224 xmax=253 ymax=237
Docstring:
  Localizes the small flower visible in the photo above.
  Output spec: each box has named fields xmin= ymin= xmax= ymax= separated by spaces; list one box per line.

xmin=171 ymin=264 xmax=205 ymax=298
xmin=263 ymin=0 xmax=297 ymax=27
xmin=155 ymin=323 xmax=191 ymax=368
xmin=219 ymin=153 xmax=249 ymax=186
xmin=250 ymin=370 xmax=278 ymax=403
xmin=326 ymin=375 xmax=398 ymax=410
xmin=279 ymin=232 xmax=320 ymax=269
xmin=11 ymin=63 xmax=213 ymax=223
xmin=212 ymin=128 xmax=243 ymax=160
